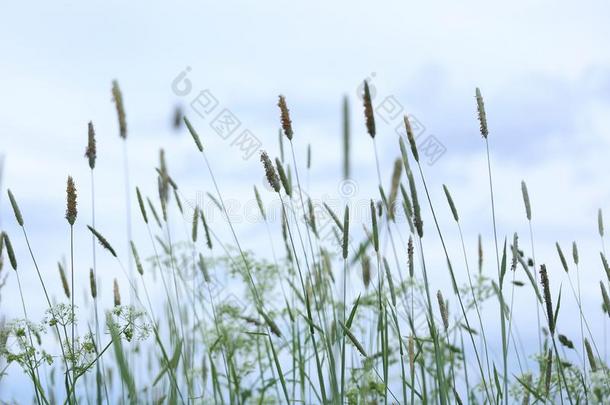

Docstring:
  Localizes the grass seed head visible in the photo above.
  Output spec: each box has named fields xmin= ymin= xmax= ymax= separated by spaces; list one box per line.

xmin=361 ymin=254 xmax=371 ymax=289
xmin=555 ymin=242 xmax=568 ymax=272
xmin=260 ymin=152 xmax=281 ymax=193
xmin=442 ymin=184 xmax=459 ymax=222
xmin=200 ymin=210 xmax=213 ymax=250
xmin=404 ymin=115 xmax=419 ymax=162
xmin=113 ymin=278 xmax=121 ymax=306
xmin=111 ymin=80 xmax=127 ymax=139
xmin=87 ymin=225 xmax=117 ymax=257
xmin=1 ymin=232 xmax=17 ymax=270
xmin=521 ymin=180 xmax=531 ymax=220
xmin=277 ymin=95 xmax=293 ymax=140
xmin=436 ymin=290 xmax=449 ymax=331
xmin=192 ymin=206 xmax=199 ymax=242
xmin=388 ymin=158 xmax=402 ymax=220
xmin=184 ymin=116 xmax=204 ymax=152
xmin=136 ymin=187 xmax=148 ymax=224
xmin=65 ymin=176 xmax=77 ymax=226
xmin=7 ymin=189 xmax=24 ymax=226
xmin=407 ymin=236 xmax=414 ymax=278
xmin=370 ymin=200 xmax=379 ymax=252
xmin=342 ymin=205 xmax=349 ymax=259
xmin=89 ymin=268 xmax=97 ymax=299
xmin=539 ymin=264 xmax=554 ymax=335
xmin=85 ymin=121 xmax=97 ymax=169
xmin=254 ymin=186 xmax=267 ymax=221
xmin=58 ymin=262 xmax=70 ymax=299
xmin=585 ymin=338 xmax=596 ymax=371
xmin=475 ymin=87 xmax=488 ymax=138
xmin=362 ymin=81 xmax=375 ymax=138
xmin=601 ymin=281 xmax=610 ymax=316
xmin=130 ymin=241 xmax=144 ymax=275
xmin=598 ymin=208 xmax=604 ymax=238
xmin=275 ymin=158 xmax=292 ymax=197
xmin=572 ymin=241 xmax=579 ymax=265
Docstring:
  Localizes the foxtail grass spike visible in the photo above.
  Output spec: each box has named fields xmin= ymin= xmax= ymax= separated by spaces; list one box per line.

xmin=2 ymin=233 xmax=17 ymax=270
xmin=475 ymin=87 xmax=488 ymax=138
xmin=200 ymin=211 xmax=212 ymax=250
xmin=136 ymin=187 xmax=148 ymax=224
xmin=324 ymin=203 xmax=344 ymax=231
xmin=87 ymin=225 xmax=117 ymax=257
xmin=113 ymin=279 xmax=121 ymax=306
xmin=308 ymin=198 xmax=318 ymax=237
xmin=65 ymin=176 xmax=77 ymax=226
xmin=539 ymin=264 xmax=554 ymax=335
xmin=340 ymin=322 xmax=367 ymax=357
xmin=408 ymin=236 xmax=414 ymax=278
xmin=584 ymin=338 xmax=596 ymax=371
xmin=544 ymin=349 xmax=552 ymax=395
xmin=254 ymin=186 xmax=267 ymax=221
xmin=89 ymin=268 xmax=97 ymax=299
xmin=184 ymin=116 xmax=204 ymax=152
xmin=361 ymin=254 xmax=371 ymax=289
xmin=398 ymin=137 xmax=412 ymax=174
xmin=362 ymin=81 xmax=375 ymax=138
xmin=404 ymin=115 xmax=419 ymax=162
xmin=146 ymin=197 xmax=162 ymax=228
xmin=192 ymin=206 xmax=199 ymax=242
xmin=343 ymin=205 xmax=349 ymax=259
xmin=198 ymin=253 xmax=211 ymax=282
xmin=111 ymin=80 xmax=127 ymax=139
xmin=278 ymin=95 xmax=293 ymax=140
xmin=388 ymin=158 xmax=402 ymax=220
xmin=556 ymin=242 xmax=568 ymax=273
xmin=572 ymin=241 xmax=579 ymax=265
xmin=275 ymin=158 xmax=292 ymax=197
xmin=442 ymin=184 xmax=458 ymax=222
xmin=342 ymin=95 xmax=350 ymax=179
xmin=437 ymin=290 xmax=449 ymax=331
xmin=85 ymin=121 xmax=97 ymax=169
xmin=521 ymin=181 xmax=531 ymax=220
xmin=58 ymin=262 xmax=70 ymax=298
xmin=130 ymin=241 xmax=144 ymax=275
xmin=7 ymin=189 xmax=23 ymax=226
xmin=370 ymin=200 xmax=379 ymax=252
xmin=478 ymin=234 xmax=483 ymax=273
xmin=598 ymin=208 xmax=604 ymax=238
xmin=407 ymin=170 xmax=423 ymax=237
xmin=408 ymin=335 xmax=415 ymax=375
xmin=601 ymin=282 xmax=610 ymax=316
xmin=260 ymin=152 xmax=280 ymax=193
xmin=307 ymin=144 xmax=311 ymax=170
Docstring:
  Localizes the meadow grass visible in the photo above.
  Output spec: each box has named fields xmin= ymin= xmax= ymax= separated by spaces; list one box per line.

xmin=0 ymin=83 xmax=609 ymax=405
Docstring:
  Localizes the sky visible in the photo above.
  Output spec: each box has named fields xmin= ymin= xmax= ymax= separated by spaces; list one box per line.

xmin=2 ymin=0 xmax=610 ymax=401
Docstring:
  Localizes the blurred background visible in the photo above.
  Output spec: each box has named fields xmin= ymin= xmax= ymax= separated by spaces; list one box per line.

xmin=2 ymin=0 xmax=610 ymax=400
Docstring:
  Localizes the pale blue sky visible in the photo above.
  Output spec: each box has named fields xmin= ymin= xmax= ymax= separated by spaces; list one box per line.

xmin=2 ymin=0 xmax=610 ymax=401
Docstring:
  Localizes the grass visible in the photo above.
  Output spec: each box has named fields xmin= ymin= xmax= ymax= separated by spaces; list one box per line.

xmin=0 ymin=82 xmax=609 ymax=405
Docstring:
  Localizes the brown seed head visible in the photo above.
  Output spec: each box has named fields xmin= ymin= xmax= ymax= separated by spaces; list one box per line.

xmin=363 ymin=81 xmax=376 ymax=138
xmin=277 ymin=95 xmax=293 ymax=140
xmin=65 ymin=176 xmax=77 ymax=225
